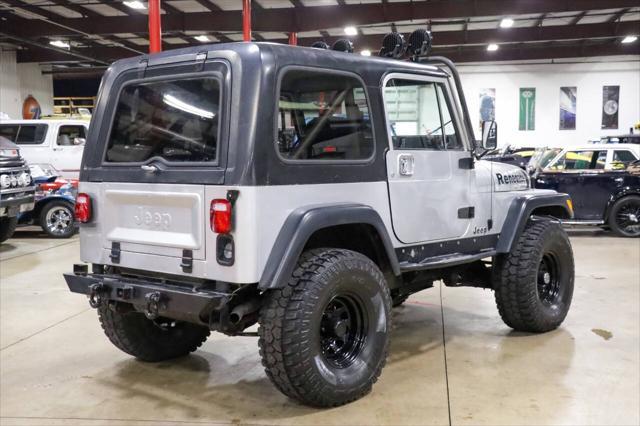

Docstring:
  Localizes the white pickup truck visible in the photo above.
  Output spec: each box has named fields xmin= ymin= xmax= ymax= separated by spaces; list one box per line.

xmin=0 ymin=119 xmax=89 ymax=179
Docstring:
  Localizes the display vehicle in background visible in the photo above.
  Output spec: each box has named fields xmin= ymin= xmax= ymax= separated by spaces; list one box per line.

xmin=0 ymin=119 xmax=89 ymax=179
xmin=483 ymin=145 xmax=536 ymax=169
xmin=0 ymin=136 xmax=35 ymax=243
xmin=598 ymin=132 xmax=640 ymax=145
xmin=64 ymin=38 xmax=576 ymax=407
xmin=16 ymin=165 xmax=77 ymax=238
xmin=532 ymin=144 xmax=640 ymax=237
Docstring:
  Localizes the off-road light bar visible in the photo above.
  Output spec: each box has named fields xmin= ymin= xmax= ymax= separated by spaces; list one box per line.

xmin=407 ymin=29 xmax=433 ymax=57
xmin=332 ymin=39 xmax=354 ymax=53
xmin=379 ymin=32 xmax=406 ymax=58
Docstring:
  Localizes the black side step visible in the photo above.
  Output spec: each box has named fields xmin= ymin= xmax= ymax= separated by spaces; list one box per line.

xmin=399 ymin=250 xmax=496 ymax=272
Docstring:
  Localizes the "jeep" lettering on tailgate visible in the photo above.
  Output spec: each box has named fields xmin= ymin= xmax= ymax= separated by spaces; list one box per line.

xmin=133 ymin=207 xmax=172 ymax=230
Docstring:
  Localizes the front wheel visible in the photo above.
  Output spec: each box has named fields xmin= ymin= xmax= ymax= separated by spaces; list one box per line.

xmin=39 ymin=200 xmax=75 ymax=238
xmin=494 ymin=219 xmax=574 ymax=333
xmin=608 ymin=195 xmax=640 ymax=237
xmin=0 ymin=217 xmax=18 ymax=243
xmin=259 ymin=248 xmax=391 ymax=407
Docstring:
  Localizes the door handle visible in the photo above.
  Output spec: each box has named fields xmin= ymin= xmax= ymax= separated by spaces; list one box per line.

xmin=52 ymin=147 xmax=63 ymax=151
xmin=141 ymin=164 xmax=158 ymax=173
xmin=398 ymin=154 xmax=415 ymax=176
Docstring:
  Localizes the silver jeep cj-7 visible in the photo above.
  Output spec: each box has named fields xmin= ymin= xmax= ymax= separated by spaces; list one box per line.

xmin=66 ymin=34 xmax=575 ymax=407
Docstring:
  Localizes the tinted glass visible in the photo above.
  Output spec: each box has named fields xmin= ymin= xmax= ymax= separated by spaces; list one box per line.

xmin=612 ymin=150 xmax=637 ymax=169
xmin=277 ymin=70 xmax=373 ymax=161
xmin=106 ymin=78 xmax=220 ymax=163
xmin=57 ymin=125 xmax=86 ymax=146
xmin=550 ymin=150 xmax=606 ymax=170
xmin=13 ymin=125 xmax=48 ymax=145
xmin=0 ymin=125 xmax=19 ymax=142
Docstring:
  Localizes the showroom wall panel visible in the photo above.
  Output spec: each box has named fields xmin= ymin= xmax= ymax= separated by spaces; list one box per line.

xmin=0 ymin=49 xmax=54 ymax=119
xmin=459 ymin=59 xmax=640 ymax=147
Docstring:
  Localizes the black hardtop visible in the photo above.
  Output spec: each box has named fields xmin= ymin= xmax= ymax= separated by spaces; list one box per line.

xmin=82 ymin=42 xmax=452 ymax=186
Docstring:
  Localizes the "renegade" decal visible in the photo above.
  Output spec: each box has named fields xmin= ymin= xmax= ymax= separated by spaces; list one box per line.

xmin=495 ymin=172 xmax=527 ymax=185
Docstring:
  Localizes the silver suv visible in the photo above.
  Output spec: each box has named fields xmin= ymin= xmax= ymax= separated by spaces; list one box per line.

xmin=66 ymin=41 xmax=575 ymax=407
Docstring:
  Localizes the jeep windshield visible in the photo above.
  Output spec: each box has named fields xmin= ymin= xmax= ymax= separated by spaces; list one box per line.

xmin=105 ymin=77 xmax=220 ymax=163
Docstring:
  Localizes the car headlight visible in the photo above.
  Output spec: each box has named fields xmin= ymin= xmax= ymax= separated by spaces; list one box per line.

xmin=0 ymin=174 xmax=10 ymax=189
xmin=0 ymin=148 xmax=19 ymax=158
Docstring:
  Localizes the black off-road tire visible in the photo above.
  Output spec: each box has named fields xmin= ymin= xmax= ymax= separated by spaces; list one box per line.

xmin=608 ymin=195 xmax=640 ymax=238
xmin=258 ymin=248 xmax=392 ymax=407
xmin=494 ymin=219 xmax=574 ymax=333
xmin=97 ymin=304 xmax=210 ymax=362
xmin=0 ymin=217 xmax=18 ymax=243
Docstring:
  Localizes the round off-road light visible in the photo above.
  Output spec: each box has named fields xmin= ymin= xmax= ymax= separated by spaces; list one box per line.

xmin=407 ymin=29 xmax=433 ymax=57
xmin=311 ymin=41 xmax=330 ymax=49
xmin=9 ymin=174 xmax=18 ymax=187
xmin=332 ymin=39 xmax=354 ymax=53
xmin=380 ymin=32 xmax=406 ymax=58
xmin=19 ymin=172 xmax=31 ymax=186
xmin=0 ymin=174 xmax=10 ymax=188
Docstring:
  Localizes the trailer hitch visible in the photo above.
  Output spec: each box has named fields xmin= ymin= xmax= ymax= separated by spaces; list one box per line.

xmin=144 ymin=291 xmax=165 ymax=320
xmin=88 ymin=283 xmax=107 ymax=308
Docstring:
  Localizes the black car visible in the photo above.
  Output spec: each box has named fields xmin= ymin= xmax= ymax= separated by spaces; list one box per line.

xmin=534 ymin=156 xmax=640 ymax=237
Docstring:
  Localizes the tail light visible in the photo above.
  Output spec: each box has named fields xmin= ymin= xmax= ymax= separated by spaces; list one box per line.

xmin=75 ymin=193 xmax=92 ymax=223
xmin=210 ymin=199 xmax=232 ymax=234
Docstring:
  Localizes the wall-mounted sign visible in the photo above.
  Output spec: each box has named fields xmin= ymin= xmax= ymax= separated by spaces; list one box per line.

xmin=559 ymin=87 xmax=577 ymax=130
xmin=22 ymin=94 xmax=41 ymax=119
xmin=519 ymin=88 xmax=536 ymax=131
xmin=601 ymin=85 xmax=620 ymax=130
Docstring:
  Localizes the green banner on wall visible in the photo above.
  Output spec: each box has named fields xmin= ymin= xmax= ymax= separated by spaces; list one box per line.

xmin=519 ymin=88 xmax=536 ymax=131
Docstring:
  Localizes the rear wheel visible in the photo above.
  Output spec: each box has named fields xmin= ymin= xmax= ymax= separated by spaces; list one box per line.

xmin=259 ymin=248 xmax=391 ymax=407
xmin=494 ymin=220 xmax=574 ymax=333
xmin=0 ymin=217 xmax=18 ymax=243
xmin=98 ymin=304 xmax=210 ymax=362
xmin=39 ymin=200 xmax=75 ymax=238
xmin=608 ymin=195 xmax=640 ymax=238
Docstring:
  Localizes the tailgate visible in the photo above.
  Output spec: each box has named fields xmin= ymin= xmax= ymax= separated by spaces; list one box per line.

xmin=101 ymin=183 xmax=205 ymax=260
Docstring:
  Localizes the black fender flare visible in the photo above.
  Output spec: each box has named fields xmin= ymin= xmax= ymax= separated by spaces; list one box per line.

xmin=496 ymin=193 xmax=573 ymax=253
xmin=258 ymin=203 xmax=401 ymax=290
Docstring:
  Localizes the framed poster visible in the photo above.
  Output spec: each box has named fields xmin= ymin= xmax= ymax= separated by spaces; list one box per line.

xmin=519 ymin=88 xmax=536 ymax=131
xmin=479 ymin=88 xmax=495 ymax=131
xmin=559 ymin=87 xmax=577 ymax=130
xmin=602 ymin=85 xmax=620 ymax=130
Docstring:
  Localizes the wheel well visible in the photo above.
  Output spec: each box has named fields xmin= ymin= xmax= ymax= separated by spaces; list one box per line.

xmin=531 ymin=205 xmax=571 ymax=220
xmin=303 ymin=224 xmax=393 ymax=275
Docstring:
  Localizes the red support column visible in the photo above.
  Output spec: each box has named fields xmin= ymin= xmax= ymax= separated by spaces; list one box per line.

xmin=149 ymin=0 xmax=162 ymax=53
xmin=242 ymin=0 xmax=252 ymax=42
xmin=288 ymin=32 xmax=298 ymax=46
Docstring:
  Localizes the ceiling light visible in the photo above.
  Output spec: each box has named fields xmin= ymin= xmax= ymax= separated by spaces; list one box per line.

xmin=500 ymin=18 xmax=514 ymax=28
xmin=360 ymin=49 xmax=371 ymax=56
xmin=487 ymin=44 xmax=499 ymax=51
xmin=344 ymin=26 xmax=358 ymax=36
xmin=123 ymin=1 xmax=146 ymax=10
xmin=622 ymin=35 xmax=638 ymax=44
xmin=194 ymin=35 xmax=210 ymax=42
xmin=50 ymin=40 xmax=70 ymax=49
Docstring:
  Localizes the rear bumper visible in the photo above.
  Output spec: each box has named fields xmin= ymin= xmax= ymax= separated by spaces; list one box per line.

xmin=64 ymin=268 xmax=230 ymax=326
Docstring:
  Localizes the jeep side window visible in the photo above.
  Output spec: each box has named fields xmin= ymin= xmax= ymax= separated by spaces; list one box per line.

xmin=384 ymin=79 xmax=455 ymax=150
xmin=106 ymin=77 xmax=220 ymax=163
xmin=57 ymin=125 xmax=86 ymax=146
xmin=0 ymin=124 xmax=48 ymax=145
xmin=277 ymin=69 xmax=373 ymax=161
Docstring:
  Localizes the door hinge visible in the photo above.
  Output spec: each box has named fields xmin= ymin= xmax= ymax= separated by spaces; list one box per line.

xmin=458 ymin=207 xmax=475 ymax=219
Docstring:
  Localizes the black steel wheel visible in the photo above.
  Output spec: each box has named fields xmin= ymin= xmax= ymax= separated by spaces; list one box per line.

xmin=39 ymin=200 xmax=75 ymax=238
xmin=494 ymin=219 xmax=574 ymax=333
xmin=259 ymin=248 xmax=391 ymax=407
xmin=608 ymin=195 xmax=640 ymax=238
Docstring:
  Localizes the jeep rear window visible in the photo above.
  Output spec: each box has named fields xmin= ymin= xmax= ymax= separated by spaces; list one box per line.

xmin=106 ymin=78 xmax=220 ymax=163
xmin=277 ymin=69 xmax=373 ymax=161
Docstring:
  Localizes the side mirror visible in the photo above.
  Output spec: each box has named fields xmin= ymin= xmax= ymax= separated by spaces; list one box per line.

xmin=74 ymin=137 xmax=86 ymax=146
xmin=481 ymin=120 xmax=497 ymax=149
